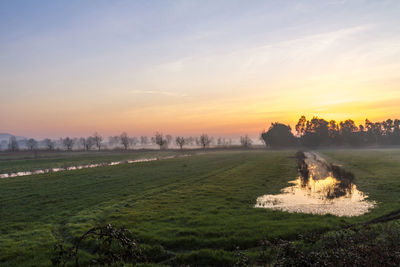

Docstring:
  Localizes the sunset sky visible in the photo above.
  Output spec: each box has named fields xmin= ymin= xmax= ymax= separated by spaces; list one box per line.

xmin=1 ymin=0 xmax=400 ymax=138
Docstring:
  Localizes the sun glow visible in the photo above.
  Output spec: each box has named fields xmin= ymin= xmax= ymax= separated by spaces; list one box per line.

xmin=1 ymin=1 xmax=400 ymax=138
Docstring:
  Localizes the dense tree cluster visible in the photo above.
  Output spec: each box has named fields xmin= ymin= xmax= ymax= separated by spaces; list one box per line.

xmin=261 ymin=123 xmax=296 ymax=148
xmin=261 ymin=116 xmax=400 ymax=148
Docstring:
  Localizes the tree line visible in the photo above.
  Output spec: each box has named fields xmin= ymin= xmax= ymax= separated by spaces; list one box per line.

xmin=3 ymin=132 xmax=253 ymax=152
xmin=261 ymin=116 xmax=400 ymax=148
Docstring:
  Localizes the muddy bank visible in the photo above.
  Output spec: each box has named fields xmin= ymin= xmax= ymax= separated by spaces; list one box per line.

xmin=255 ymin=151 xmax=375 ymax=217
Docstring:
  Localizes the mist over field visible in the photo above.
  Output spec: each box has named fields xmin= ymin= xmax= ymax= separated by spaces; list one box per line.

xmin=1 ymin=1 xmax=400 ymax=266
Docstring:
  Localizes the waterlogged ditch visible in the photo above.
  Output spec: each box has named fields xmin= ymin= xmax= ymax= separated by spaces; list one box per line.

xmin=255 ymin=151 xmax=375 ymax=216
xmin=0 ymin=154 xmax=191 ymax=179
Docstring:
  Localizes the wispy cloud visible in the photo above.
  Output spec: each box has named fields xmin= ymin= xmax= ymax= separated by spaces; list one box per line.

xmin=131 ymin=90 xmax=188 ymax=97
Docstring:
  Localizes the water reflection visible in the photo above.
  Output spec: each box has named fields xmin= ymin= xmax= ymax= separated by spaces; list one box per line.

xmin=255 ymin=152 xmax=375 ymax=217
xmin=0 ymin=154 xmax=190 ymax=179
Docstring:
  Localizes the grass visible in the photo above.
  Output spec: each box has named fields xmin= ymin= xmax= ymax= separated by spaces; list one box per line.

xmin=320 ymin=148 xmax=400 ymax=222
xmin=0 ymin=149 xmax=400 ymax=265
xmin=0 ymin=150 xmax=185 ymax=174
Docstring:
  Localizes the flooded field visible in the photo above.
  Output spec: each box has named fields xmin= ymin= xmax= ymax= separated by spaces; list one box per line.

xmin=0 ymin=154 xmax=190 ymax=179
xmin=1 ymin=149 xmax=399 ymax=266
xmin=255 ymin=152 xmax=375 ymax=216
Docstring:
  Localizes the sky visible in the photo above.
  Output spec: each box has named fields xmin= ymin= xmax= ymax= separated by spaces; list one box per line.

xmin=1 ymin=0 xmax=400 ymax=139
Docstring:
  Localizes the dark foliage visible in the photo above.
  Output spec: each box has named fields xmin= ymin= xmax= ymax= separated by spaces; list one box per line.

xmin=51 ymin=224 xmax=145 ymax=266
xmin=295 ymin=151 xmax=309 ymax=186
xmin=261 ymin=123 xmax=296 ymax=148
xmin=234 ymin=247 xmax=249 ymax=267
xmin=264 ymin=116 xmax=400 ymax=148
xmin=325 ymin=163 xmax=355 ymax=199
xmin=270 ymin=223 xmax=400 ymax=267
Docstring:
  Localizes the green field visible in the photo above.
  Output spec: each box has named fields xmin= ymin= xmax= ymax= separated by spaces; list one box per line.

xmin=1 ymin=149 xmax=400 ymax=266
xmin=0 ymin=150 xmax=186 ymax=174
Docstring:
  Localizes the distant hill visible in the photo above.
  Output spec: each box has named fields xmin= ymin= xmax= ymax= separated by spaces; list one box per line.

xmin=0 ymin=133 xmax=26 ymax=141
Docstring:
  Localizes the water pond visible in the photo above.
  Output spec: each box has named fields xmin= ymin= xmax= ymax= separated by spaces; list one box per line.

xmin=255 ymin=152 xmax=375 ymax=217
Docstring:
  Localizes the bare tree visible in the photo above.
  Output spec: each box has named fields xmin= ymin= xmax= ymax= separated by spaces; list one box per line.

xmin=79 ymin=137 xmax=87 ymax=150
xmin=27 ymin=138 xmax=38 ymax=150
xmin=240 ymin=135 xmax=252 ymax=148
xmin=63 ymin=137 xmax=74 ymax=151
xmin=200 ymin=134 xmax=211 ymax=149
xmin=217 ymin=137 xmax=228 ymax=146
xmin=175 ymin=136 xmax=186 ymax=149
xmin=93 ymin=132 xmax=102 ymax=151
xmin=80 ymin=137 xmax=94 ymax=150
xmin=8 ymin=136 xmax=19 ymax=151
xmin=120 ymin=132 xmax=130 ymax=150
xmin=44 ymin=138 xmax=54 ymax=150
xmin=150 ymin=137 xmax=156 ymax=145
xmin=87 ymin=137 xmax=95 ymax=150
xmin=155 ymin=132 xmax=167 ymax=149
xmin=140 ymin=136 xmax=148 ymax=146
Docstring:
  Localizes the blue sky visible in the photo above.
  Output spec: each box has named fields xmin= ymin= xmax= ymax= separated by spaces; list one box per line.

xmin=1 ymin=0 xmax=400 ymax=138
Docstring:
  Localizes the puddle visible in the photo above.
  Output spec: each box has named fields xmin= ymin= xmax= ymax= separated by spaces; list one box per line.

xmin=0 ymin=154 xmax=190 ymax=179
xmin=255 ymin=152 xmax=375 ymax=217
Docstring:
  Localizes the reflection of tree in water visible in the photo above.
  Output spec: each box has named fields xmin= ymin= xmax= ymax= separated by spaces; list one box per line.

xmin=295 ymin=151 xmax=355 ymax=200
xmin=326 ymin=164 xmax=355 ymax=199
xmin=296 ymin=151 xmax=309 ymax=187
